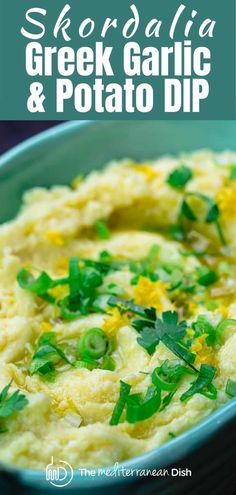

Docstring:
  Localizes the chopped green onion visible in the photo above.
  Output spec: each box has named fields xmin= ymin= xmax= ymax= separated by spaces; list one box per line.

xmin=59 ymin=296 xmax=83 ymax=320
xmin=77 ymin=328 xmax=109 ymax=360
xmin=100 ymin=356 xmax=116 ymax=371
xmin=192 ymin=315 xmax=216 ymax=346
xmin=108 ymin=296 xmax=149 ymax=318
xmin=68 ymin=257 xmax=80 ymax=298
xmin=152 ymin=360 xmax=195 ymax=397
xmin=169 ymin=224 xmax=186 ymax=241
xmin=75 ymin=359 xmax=98 ymax=370
xmin=17 ymin=258 xmax=105 ymax=320
xmin=29 ymin=332 xmax=72 ymax=379
xmin=225 ymin=379 xmax=236 ymax=397
xmin=180 ymin=364 xmax=217 ymax=401
xmin=126 ymin=386 xmax=161 ymax=423
xmin=17 ymin=268 xmax=67 ymax=303
xmin=152 ymin=369 xmax=177 ymax=391
xmin=110 ymin=381 xmax=131 ymax=426
xmin=179 ymin=250 xmax=206 ymax=258
xmin=215 ymin=319 xmax=236 ymax=343
xmin=160 ymin=389 xmax=177 ymax=411
xmin=60 ymin=265 xmax=103 ymax=318
xmin=161 ymin=333 xmax=196 ymax=368
xmin=95 ymin=220 xmax=110 ymax=240
xmin=230 ymin=165 xmax=236 ymax=180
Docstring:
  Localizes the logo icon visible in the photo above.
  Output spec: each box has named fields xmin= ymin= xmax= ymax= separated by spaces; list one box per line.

xmin=46 ymin=456 xmax=74 ymax=487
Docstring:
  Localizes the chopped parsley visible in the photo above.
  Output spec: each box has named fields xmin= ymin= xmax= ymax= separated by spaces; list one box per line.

xmin=0 ymin=382 xmax=28 ymax=432
xmin=180 ymin=192 xmax=227 ymax=246
xmin=108 ymin=297 xmax=197 ymax=370
xmin=129 ymin=244 xmax=160 ymax=284
xmin=95 ymin=220 xmax=110 ymax=240
xmin=196 ymin=267 xmax=218 ymax=287
xmin=167 ymin=165 xmax=193 ymax=189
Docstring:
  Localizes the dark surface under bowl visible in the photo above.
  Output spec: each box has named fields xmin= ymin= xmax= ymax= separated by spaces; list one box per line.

xmin=0 ymin=121 xmax=236 ymax=495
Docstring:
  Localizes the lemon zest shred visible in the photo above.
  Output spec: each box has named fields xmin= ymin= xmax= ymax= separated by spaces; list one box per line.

xmin=133 ymin=276 xmax=169 ymax=313
xmin=217 ymin=185 xmax=236 ymax=219
xmin=129 ymin=162 xmax=159 ymax=181
xmin=45 ymin=230 xmax=65 ymax=246
xmin=41 ymin=321 xmax=52 ymax=332
xmin=103 ymin=308 xmax=129 ymax=336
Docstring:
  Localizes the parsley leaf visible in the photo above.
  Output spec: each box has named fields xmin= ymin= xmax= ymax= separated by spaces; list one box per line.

xmin=196 ymin=267 xmax=218 ymax=287
xmin=155 ymin=311 xmax=187 ymax=340
xmin=108 ymin=298 xmax=196 ymax=369
xmin=0 ymin=381 xmax=28 ymax=432
xmin=137 ymin=326 xmax=160 ymax=355
xmin=167 ymin=166 xmax=193 ymax=189
xmin=180 ymin=192 xmax=227 ymax=246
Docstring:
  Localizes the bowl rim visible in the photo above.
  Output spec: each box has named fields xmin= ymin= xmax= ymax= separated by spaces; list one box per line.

xmin=0 ymin=119 xmax=232 ymax=168
xmin=0 ymin=121 xmax=94 ymax=169
xmin=0 ymin=120 xmax=236 ymax=489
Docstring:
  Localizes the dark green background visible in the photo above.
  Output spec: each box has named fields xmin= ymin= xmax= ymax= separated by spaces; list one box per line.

xmin=0 ymin=0 xmax=235 ymax=119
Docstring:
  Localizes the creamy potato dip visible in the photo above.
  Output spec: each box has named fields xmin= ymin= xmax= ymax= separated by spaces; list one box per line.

xmin=0 ymin=150 xmax=236 ymax=470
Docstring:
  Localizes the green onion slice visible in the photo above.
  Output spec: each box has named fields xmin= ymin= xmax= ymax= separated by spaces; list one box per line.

xmin=126 ymin=386 xmax=161 ymax=423
xmin=95 ymin=220 xmax=110 ymax=240
xmin=110 ymin=381 xmax=131 ymax=426
xmin=77 ymin=328 xmax=109 ymax=360
xmin=225 ymin=379 xmax=236 ymax=398
xmin=180 ymin=364 xmax=217 ymax=401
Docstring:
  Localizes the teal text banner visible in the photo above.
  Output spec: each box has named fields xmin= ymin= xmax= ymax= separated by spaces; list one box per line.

xmin=0 ymin=0 xmax=235 ymax=119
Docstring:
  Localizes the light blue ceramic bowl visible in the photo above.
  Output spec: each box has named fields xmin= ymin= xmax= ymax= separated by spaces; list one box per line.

xmin=0 ymin=121 xmax=236 ymax=494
